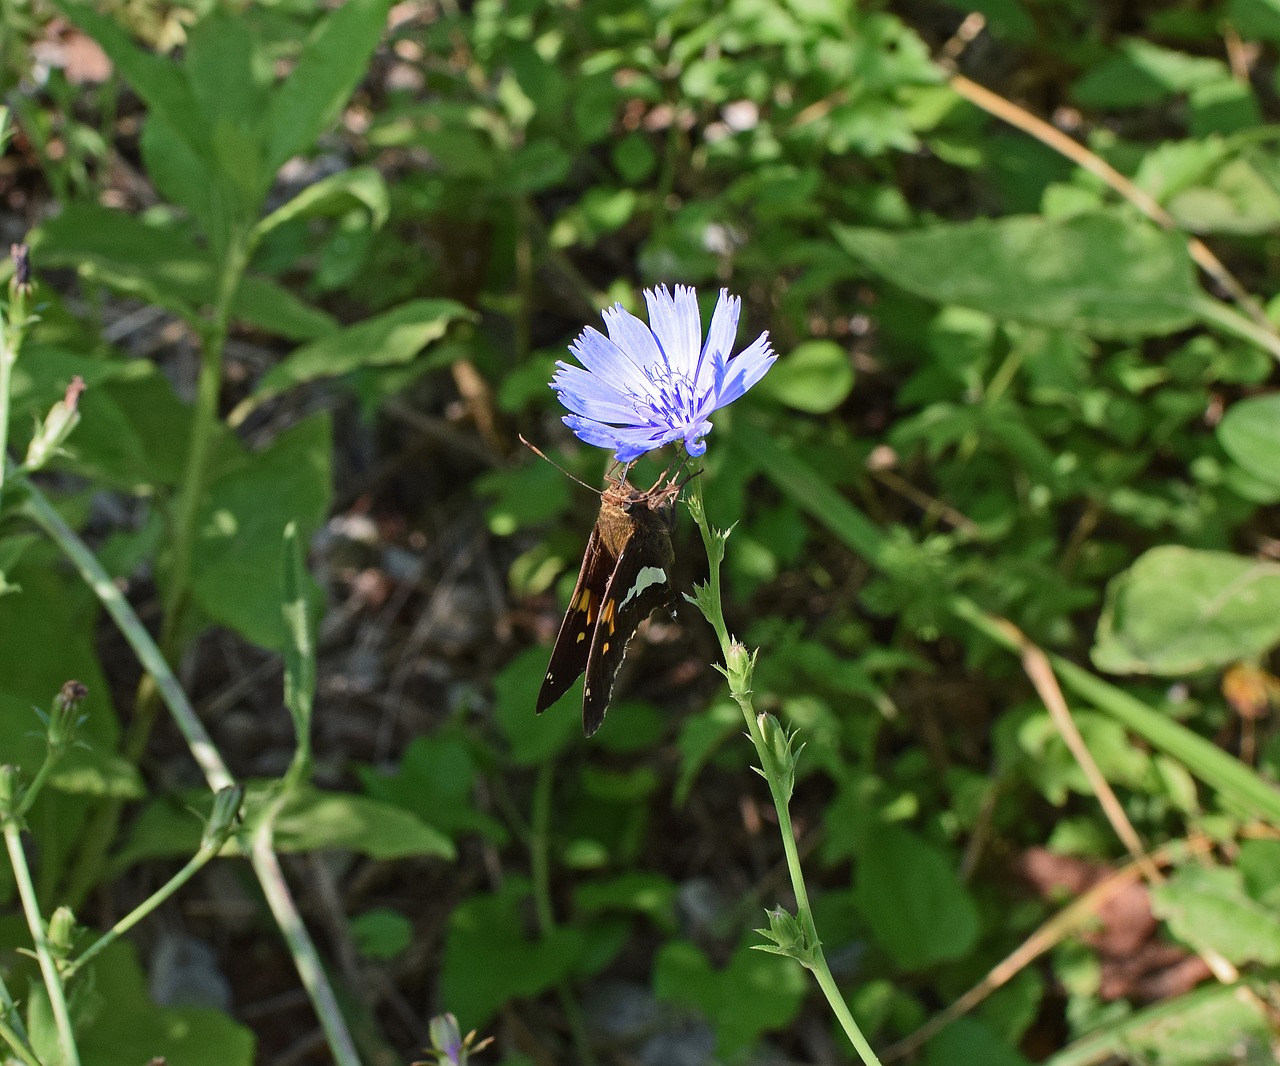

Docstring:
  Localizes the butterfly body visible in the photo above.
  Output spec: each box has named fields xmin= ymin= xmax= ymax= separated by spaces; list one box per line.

xmin=537 ymin=473 xmax=681 ymax=736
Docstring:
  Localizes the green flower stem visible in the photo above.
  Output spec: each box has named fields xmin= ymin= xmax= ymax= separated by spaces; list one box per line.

xmin=686 ymin=479 xmax=884 ymax=1066
xmin=22 ymin=483 xmax=362 ymax=1066
xmin=63 ymin=841 xmax=220 ymax=981
xmin=3 ymin=820 xmax=79 ymax=1066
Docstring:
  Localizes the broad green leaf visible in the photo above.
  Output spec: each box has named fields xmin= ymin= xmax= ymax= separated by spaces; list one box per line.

xmin=493 ymin=646 xmax=580 ymax=764
xmin=1231 ymin=0 xmax=1280 ymax=41
xmin=441 ymin=879 xmax=583 ymax=1029
xmin=924 ymin=1017 xmax=1032 ymax=1066
xmin=75 ymin=941 xmax=254 ymax=1066
xmin=270 ymin=787 xmax=455 ymax=859
xmin=1151 ymin=864 xmax=1280 ymax=965
xmin=254 ymin=166 xmax=390 ymax=243
xmin=652 ymin=940 xmax=807 ymax=1054
xmin=756 ymin=340 xmax=854 ymax=413
xmin=351 ymin=908 xmax=414 ymax=960
xmin=248 ymin=299 xmax=472 ymax=407
xmin=266 ymin=0 xmax=394 ymax=172
xmin=234 ymin=275 xmax=339 ymax=341
xmin=574 ymin=872 xmax=678 ymax=933
xmin=191 ymin=415 xmax=332 ymax=649
xmin=33 ymin=204 xmax=214 ymax=321
xmin=141 ymin=115 xmax=222 ymax=240
xmin=0 ymin=544 xmax=120 ymax=775
xmin=357 ymin=734 xmax=509 ymax=843
xmin=1218 ymin=393 xmax=1280 ymax=489
xmin=1092 ymin=546 xmax=1280 ymax=675
xmin=185 ymin=11 xmax=270 ymax=212
xmin=855 ymin=822 xmax=979 ymax=970
xmin=1072 ymin=38 xmax=1227 ymax=108
xmin=57 ymin=361 xmax=205 ymax=491
xmin=834 ymin=213 xmax=1200 ymax=337
xmin=1045 ymin=982 xmax=1271 ymax=1066
xmin=48 ymin=748 xmax=144 ymax=798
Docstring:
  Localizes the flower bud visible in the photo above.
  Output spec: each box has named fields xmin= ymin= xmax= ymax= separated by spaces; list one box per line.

xmin=48 ymin=680 xmax=88 ymax=754
xmin=756 ymin=712 xmax=802 ymax=800
xmin=202 ymin=785 xmax=245 ymax=852
xmin=47 ymin=906 xmax=78 ymax=959
xmin=725 ymin=641 xmax=755 ymax=695
xmin=25 ymin=377 xmax=85 ymax=471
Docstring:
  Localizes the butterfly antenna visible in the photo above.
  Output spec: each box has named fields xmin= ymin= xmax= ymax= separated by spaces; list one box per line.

xmin=518 ymin=434 xmax=605 ymax=494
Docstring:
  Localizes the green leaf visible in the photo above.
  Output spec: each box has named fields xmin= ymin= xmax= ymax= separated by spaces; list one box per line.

xmin=1072 ymin=39 xmax=1227 ymax=108
xmin=834 ymin=213 xmax=1200 ymax=337
xmin=494 ymin=646 xmax=580 ymax=764
xmin=254 ymin=166 xmax=390 ymax=243
xmin=1218 ymin=393 xmax=1280 ymax=490
xmin=756 ymin=340 xmax=854 ymax=413
xmin=357 ymin=734 xmax=509 ymax=843
xmin=191 ymin=415 xmax=332 ymax=649
xmin=574 ymin=872 xmax=678 ymax=933
xmin=924 ymin=1017 xmax=1032 ymax=1066
xmin=266 ymin=0 xmax=394 ymax=172
xmin=1151 ymin=864 xmax=1280 ymax=965
xmin=1092 ymin=546 xmax=1280 ymax=675
xmin=32 ymin=204 xmax=214 ymax=321
xmin=652 ymin=939 xmax=807 ymax=1054
xmin=1045 ymin=982 xmax=1273 ymax=1066
xmin=60 ymin=361 xmax=203 ymax=491
xmin=75 ymin=941 xmax=254 ymax=1066
xmin=855 ymin=822 xmax=979 ymax=971
xmin=441 ymin=879 xmax=583 ymax=1029
xmin=234 ymin=275 xmax=339 ymax=341
xmin=247 ymin=299 xmax=472 ymax=408
xmin=269 ymin=786 xmax=455 ymax=859
xmin=351 ymin=907 xmax=414 ymax=960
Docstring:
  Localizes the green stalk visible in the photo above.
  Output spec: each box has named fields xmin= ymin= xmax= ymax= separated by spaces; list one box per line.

xmin=0 ymin=1016 xmax=42 ymax=1066
xmin=686 ymin=479 xmax=884 ymax=1066
xmin=3 ymin=821 xmax=79 ymax=1066
xmin=24 ymin=485 xmax=361 ymax=1066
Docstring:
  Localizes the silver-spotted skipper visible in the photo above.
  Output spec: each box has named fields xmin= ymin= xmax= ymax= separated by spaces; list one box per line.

xmin=536 ymin=469 xmax=682 ymax=736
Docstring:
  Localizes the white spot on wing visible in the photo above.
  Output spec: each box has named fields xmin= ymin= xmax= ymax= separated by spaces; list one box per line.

xmin=618 ymin=566 xmax=666 ymax=611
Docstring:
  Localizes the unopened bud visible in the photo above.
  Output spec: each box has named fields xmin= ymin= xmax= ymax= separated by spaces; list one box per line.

xmin=725 ymin=641 xmax=755 ymax=695
xmin=25 ymin=376 xmax=85 ymax=470
xmin=202 ymin=785 xmax=244 ymax=852
xmin=48 ymin=680 xmax=88 ymax=753
xmin=47 ymin=906 xmax=77 ymax=958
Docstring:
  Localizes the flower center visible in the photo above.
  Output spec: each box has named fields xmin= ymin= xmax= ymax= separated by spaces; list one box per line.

xmin=633 ymin=362 xmax=698 ymax=427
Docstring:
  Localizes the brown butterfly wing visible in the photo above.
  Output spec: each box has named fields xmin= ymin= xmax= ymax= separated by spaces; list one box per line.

xmin=581 ymin=501 xmax=675 ymax=736
xmin=536 ymin=520 xmax=618 ymax=715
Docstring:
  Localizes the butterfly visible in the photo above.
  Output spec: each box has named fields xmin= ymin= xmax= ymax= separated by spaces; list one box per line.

xmin=536 ymin=469 xmax=683 ymax=736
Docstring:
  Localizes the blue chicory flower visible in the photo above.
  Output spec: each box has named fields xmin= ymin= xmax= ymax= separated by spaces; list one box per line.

xmin=552 ymin=284 xmax=776 ymax=462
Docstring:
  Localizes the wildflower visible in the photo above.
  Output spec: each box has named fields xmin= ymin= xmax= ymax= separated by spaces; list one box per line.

xmin=552 ymin=285 xmax=775 ymax=462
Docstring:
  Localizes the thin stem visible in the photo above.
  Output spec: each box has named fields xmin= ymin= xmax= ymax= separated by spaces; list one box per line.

xmin=3 ymin=822 xmax=80 ymax=1066
xmin=0 ymin=262 xmax=29 ymax=511
xmin=22 ymin=482 xmax=362 ymax=1064
xmin=686 ymin=479 xmax=884 ymax=1066
xmin=64 ymin=843 xmax=220 ymax=980
xmin=0 ymin=1016 xmax=42 ymax=1066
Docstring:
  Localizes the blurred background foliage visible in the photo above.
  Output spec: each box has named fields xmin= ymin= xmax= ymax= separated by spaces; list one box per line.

xmin=1 ymin=0 xmax=1279 ymax=1063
